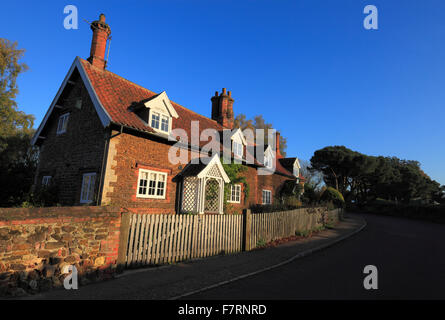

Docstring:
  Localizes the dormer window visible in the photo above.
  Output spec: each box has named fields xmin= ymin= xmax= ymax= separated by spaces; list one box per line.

xmin=135 ymin=91 xmax=178 ymax=135
xmin=230 ymin=128 xmax=247 ymax=159
xmin=150 ymin=111 xmax=170 ymax=133
xmin=233 ymin=140 xmax=243 ymax=158
xmin=293 ymin=158 xmax=301 ymax=178
xmin=263 ymin=145 xmax=274 ymax=169
xmin=293 ymin=165 xmax=300 ymax=178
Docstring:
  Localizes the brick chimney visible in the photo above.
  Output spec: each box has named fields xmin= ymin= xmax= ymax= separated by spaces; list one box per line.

xmin=87 ymin=14 xmax=111 ymax=69
xmin=211 ymin=88 xmax=234 ymax=129
xmin=275 ymin=131 xmax=282 ymax=158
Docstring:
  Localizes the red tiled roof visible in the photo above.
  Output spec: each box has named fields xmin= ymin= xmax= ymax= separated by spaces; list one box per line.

xmin=80 ymin=58 xmax=224 ymax=137
xmin=80 ymin=58 xmax=294 ymax=178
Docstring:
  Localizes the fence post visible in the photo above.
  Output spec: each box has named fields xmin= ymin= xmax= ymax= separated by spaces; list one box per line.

xmin=242 ymin=209 xmax=252 ymax=251
xmin=117 ymin=212 xmax=131 ymax=270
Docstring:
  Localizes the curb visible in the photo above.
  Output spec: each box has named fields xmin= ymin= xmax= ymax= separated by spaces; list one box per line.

xmin=169 ymin=216 xmax=367 ymax=300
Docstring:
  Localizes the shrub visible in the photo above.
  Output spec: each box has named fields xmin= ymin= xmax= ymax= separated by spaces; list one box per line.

xmin=20 ymin=185 xmax=60 ymax=207
xmin=256 ymin=238 xmax=267 ymax=247
xmin=320 ymin=187 xmax=345 ymax=208
xmin=250 ymin=203 xmax=298 ymax=213
xmin=348 ymin=201 xmax=445 ymax=224
xmin=282 ymin=195 xmax=302 ymax=208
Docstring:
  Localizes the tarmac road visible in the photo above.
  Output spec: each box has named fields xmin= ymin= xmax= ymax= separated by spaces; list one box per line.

xmin=187 ymin=213 xmax=445 ymax=300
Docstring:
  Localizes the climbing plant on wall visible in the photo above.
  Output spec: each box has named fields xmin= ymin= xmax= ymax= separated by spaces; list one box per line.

xmin=221 ymin=158 xmax=249 ymax=210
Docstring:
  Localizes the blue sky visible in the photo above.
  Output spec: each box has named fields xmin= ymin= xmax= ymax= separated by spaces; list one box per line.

xmin=1 ymin=0 xmax=444 ymax=185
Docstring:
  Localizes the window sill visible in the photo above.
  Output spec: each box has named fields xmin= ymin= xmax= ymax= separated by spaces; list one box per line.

xmin=136 ymin=195 xmax=166 ymax=200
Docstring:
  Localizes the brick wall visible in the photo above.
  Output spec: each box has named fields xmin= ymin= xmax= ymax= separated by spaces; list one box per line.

xmin=257 ymin=171 xmax=293 ymax=204
xmin=0 ymin=206 xmax=121 ymax=297
xmin=101 ymin=132 xmax=202 ymax=214
xmin=35 ymin=72 xmax=106 ymax=205
xmin=102 ymin=131 xmax=294 ymax=214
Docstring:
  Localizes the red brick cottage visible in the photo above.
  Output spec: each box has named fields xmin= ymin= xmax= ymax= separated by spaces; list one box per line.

xmin=31 ymin=14 xmax=304 ymax=215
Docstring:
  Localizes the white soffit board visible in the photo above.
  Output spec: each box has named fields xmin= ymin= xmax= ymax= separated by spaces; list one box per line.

xmin=31 ymin=57 xmax=112 ymax=145
xmin=144 ymin=91 xmax=179 ymax=119
xmin=197 ymin=154 xmax=230 ymax=183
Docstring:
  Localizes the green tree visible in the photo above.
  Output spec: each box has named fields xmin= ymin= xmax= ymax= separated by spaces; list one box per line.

xmin=310 ymin=146 xmax=441 ymax=206
xmin=234 ymin=114 xmax=287 ymax=157
xmin=0 ymin=39 xmax=37 ymax=207
xmin=0 ymin=39 xmax=34 ymax=138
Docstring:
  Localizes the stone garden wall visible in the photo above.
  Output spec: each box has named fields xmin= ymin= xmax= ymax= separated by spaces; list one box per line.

xmin=0 ymin=206 xmax=122 ymax=297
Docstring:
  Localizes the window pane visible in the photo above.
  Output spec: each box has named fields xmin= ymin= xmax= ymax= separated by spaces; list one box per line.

xmin=62 ymin=115 xmax=69 ymax=132
xmin=88 ymin=175 xmax=96 ymax=201
xmin=137 ymin=170 xmax=167 ymax=198
xmin=161 ymin=116 xmax=169 ymax=132
xmin=157 ymin=181 xmax=164 ymax=196
xmin=151 ymin=113 xmax=160 ymax=129
xmin=148 ymin=173 xmax=157 ymax=195
xmin=262 ymin=190 xmax=271 ymax=204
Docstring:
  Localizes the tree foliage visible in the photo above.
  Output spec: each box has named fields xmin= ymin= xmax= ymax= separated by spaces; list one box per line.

xmin=310 ymin=146 xmax=442 ymax=205
xmin=0 ymin=38 xmax=34 ymax=138
xmin=0 ymin=39 xmax=37 ymax=207
xmin=234 ymin=114 xmax=287 ymax=157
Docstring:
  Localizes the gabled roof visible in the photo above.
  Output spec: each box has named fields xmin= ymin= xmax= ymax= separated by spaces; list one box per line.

xmin=141 ymin=91 xmax=179 ymax=119
xmin=279 ymin=157 xmax=300 ymax=170
xmin=178 ymin=155 xmax=230 ymax=183
xmin=32 ymin=57 xmax=296 ymax=179
xmin=31 ymin=57 xmax=111 ymax=145
xmin=279 ymin=157 xmax=305 ymax=180
xmin=229 ymin=128 xmax=247 ymax=145
xmin=79 ymin=57 xmax=225 ymax=142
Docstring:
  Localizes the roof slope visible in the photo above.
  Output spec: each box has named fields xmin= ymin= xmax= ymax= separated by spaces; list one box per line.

xmin=79 ymin=58 xmax=224 ymax=138
xmin=79 ymin=58 xmax=295 ymax=178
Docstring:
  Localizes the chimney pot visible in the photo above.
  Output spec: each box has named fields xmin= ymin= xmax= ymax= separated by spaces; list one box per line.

xmin=87 ymin=14 xmax=111 ymax=69
xmin=228 ymin=91 xmax=231 ymax=97
xmin=211 ymin=88 xmax=235 ymax=129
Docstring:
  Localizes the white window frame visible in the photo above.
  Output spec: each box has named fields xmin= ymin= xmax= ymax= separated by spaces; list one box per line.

xmin=80 ymin=172 xmax=96 ymax=204
xmin=42 ymin=176 xmax=52 ymax=187
xmin=233 ymin=140 xmax=243 ymax=158
xmin=137 ymin=169 xmax=168 ymax=199
xmin=150 ymin=111 xmax=171 ymax=134
xmin=228 ymin=184 xmax=242 ymax=203
xmin=262 ymin=190 xmax=272 ymax=205
xmin=57 ymin=113 xmax=70 ymax=135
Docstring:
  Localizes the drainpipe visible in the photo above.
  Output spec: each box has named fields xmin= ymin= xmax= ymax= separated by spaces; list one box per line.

xmin=96 ymin=125 xmax=123 ymax=205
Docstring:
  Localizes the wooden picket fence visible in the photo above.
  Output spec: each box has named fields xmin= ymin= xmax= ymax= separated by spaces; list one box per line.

xmin=249 ymin=208 xmax=342 ymax=249
xmin=117 ymin=208 xmax=343 ymax=268
xmin=119 ymin=213 xmax=243 ymax=267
